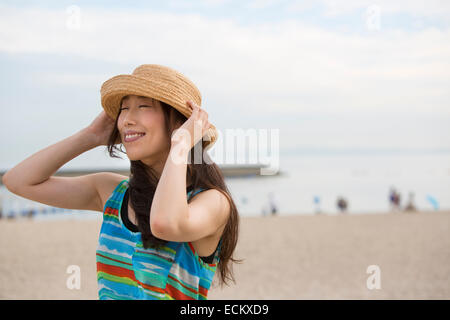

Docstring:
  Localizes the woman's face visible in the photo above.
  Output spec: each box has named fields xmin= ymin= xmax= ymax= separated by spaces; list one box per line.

xmin=117 ymin=95 xmax=170 ymax=165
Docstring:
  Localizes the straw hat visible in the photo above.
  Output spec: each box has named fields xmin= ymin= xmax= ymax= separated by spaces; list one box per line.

xmin=100 ymin=64 xmax=217 ymax=148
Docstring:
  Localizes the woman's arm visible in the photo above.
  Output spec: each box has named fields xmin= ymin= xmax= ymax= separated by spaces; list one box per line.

xmin=1 ymin=111 xmax=116 ymax=213
xmin=150 ymin=140 xmax=229 ymax=242
xmin=3 ymin=110 xmax=114 ymax=189
xmin=3 ymin=128 xmax=99 ymax=189
xmin=150 ymin=101 xmax=229 ymax=242
xmin=150 ymin=100 xmax=208 ymax=233
xmin=150 ymin=139 xmax=190 ymax=235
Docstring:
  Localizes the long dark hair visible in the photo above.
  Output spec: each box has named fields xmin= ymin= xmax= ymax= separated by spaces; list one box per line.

xmin=106 ymin=96 xmax=243 ymax=288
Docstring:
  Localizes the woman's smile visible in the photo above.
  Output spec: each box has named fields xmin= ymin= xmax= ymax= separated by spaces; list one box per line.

xmin=124 ymin=133 xmax=146 ymax=143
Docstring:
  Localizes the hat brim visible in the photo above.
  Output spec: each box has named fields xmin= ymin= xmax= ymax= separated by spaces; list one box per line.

xmin=101 ymin=74 xmax=218 ymax=147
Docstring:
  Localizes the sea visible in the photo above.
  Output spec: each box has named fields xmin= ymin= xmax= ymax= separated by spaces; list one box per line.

xmin=1 ymin=152 xmax=449 ymax=220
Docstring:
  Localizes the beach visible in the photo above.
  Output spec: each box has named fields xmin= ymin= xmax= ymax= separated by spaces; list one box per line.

xmin=0 ymin=210 xmax=449 ymax=299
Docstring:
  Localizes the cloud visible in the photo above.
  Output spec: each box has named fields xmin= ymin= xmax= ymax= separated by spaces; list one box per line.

xmin=35 ymin=73 xmax=107 ymax=88
xmin=286 ymin=0 xmax=450 ymax=19
xmin=168 ymin=0 xmax=231 ymax=9
xmin=2 ymin=5 xmax=448 ymax=116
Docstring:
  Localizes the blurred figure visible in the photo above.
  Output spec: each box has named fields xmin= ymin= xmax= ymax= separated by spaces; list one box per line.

xmin=389 ymin=187 xmax=401 ymax=212
xmin=389 ymin=187 xmax=396 ymax=211
xmin=261 ymin=206 xmax=267 ymax=217
xmin=27 ymin=208 xmax=37 ymax=218
xmin=404 ymin=192 xmax=417 ymax=212
xmin=261 ymin=192 xmax=278 ymax=217
xmin=6 ymin=210 xmax=15 ymax=219
xmin=313 ymin=195 xmax=322 ymax=214
xmin=336 ymin=196 xmax=348 ymax=214
xmin=395 ymin=192 xmax=402 ymax=211
xmin=268 ymin=191 xmax=278 ymax=216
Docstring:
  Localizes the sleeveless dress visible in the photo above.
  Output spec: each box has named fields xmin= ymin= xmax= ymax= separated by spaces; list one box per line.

xmin=96 ymin=179 xmax=223 ymax=300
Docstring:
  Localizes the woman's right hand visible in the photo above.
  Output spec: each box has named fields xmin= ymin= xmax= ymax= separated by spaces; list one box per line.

xmin=84 ymin=111 xmax=119 ymax=146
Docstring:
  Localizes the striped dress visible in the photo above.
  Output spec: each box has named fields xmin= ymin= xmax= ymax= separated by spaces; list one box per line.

xmin=96 ymin=179 xmax=223 ymax=300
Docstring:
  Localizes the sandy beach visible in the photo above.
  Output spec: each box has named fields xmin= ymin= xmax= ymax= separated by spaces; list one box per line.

xmin=0 ymin=210 xmax=449 ymax=300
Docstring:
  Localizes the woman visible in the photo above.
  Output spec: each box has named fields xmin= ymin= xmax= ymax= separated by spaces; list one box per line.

xmin=3 ymin=64 xmax=242 ymax=300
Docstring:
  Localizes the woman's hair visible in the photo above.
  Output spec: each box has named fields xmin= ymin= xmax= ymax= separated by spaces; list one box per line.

xmin=106 ymin=96 xmax=243 ymax=288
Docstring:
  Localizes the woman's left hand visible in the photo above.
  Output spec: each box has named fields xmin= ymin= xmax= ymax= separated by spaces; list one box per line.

xmin=171 ymin=100 xmax=211 ymax=151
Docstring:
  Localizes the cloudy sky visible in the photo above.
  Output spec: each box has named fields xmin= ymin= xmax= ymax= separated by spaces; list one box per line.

xmin=1 ymin=0 xmax=449 ymax=171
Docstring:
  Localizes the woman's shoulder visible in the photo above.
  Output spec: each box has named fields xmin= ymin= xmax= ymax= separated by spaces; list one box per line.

xmin=95 ymin=172 xmax=129 ymax=209
xmin=188 ymin=188 xmax=231 ymax=220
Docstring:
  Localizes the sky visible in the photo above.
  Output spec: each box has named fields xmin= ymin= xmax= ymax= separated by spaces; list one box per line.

xmin=1 ymin=0 xmax=450 ymax=171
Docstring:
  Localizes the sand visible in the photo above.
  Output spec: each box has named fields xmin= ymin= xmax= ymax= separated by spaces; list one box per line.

xmin=0 ymin=210 xmax=449 ymax=300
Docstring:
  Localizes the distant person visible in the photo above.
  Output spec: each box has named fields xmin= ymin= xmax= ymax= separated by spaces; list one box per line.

xmin=268 ymin=191 xmax=278 ymax=216
xmin=404 ymin=192 xmax=417 ymax=212
xmin=389 ymin=187 xmax=396 ymax=211
xmin=336 ymin=196 xmax=348 ymax=214
xmin=261 ymin=205 xmax=268 ymax=217
xmin=6 ymin=210 xmax=15 ymax=219
xmin=26 ymin=208 xmax=36 ymax=218
xmin=395 ymin=191 xmax=401 ymax=211
xmin=389 ymin=187 xmax=401 ymax=212
xmin=313 ymin=195 xmax=321 ymax=214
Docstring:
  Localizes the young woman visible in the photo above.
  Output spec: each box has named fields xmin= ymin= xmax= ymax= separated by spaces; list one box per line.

xmin=3 ymin=64 xmax=242 ymax=300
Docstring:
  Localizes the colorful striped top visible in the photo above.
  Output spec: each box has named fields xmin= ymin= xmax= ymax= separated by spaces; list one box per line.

xmin=96 ymin=179 xmax=223 ymax=300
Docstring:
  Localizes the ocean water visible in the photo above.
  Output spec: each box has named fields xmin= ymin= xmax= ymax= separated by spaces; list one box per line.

xmin=225 ymin=153 xmax=450 ymax=216
xmin=1 ymin=153 xmax=449 ymax=219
